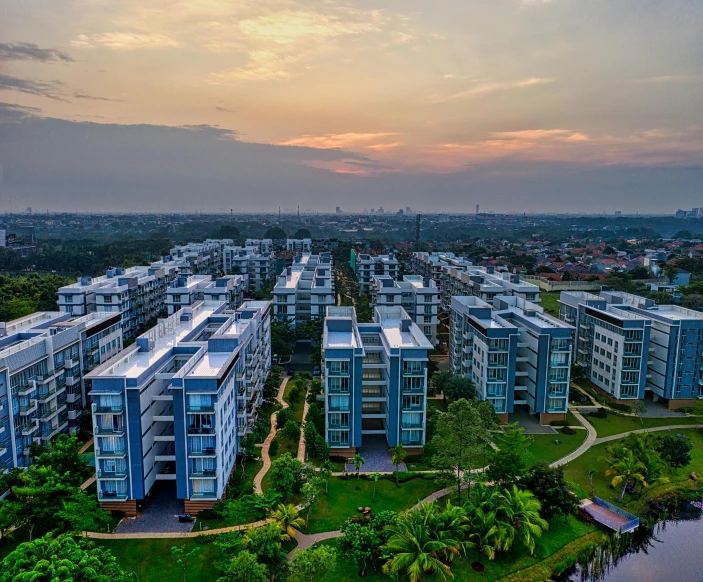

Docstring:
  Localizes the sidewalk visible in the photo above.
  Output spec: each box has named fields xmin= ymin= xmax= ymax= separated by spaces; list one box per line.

xmin=253 ymin=376 xmax=289 ymax=494
xmin=550 ymin=408 xmax=596 ymax=468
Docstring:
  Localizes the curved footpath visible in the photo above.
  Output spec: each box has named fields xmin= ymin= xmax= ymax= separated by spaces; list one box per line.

xmin=594 ymin=424 xmax=700 ymax=445
xmin=253 ymin=376 xmax=289 ymax=494
xmin=550 ymin=409 xmax=597 ymax=468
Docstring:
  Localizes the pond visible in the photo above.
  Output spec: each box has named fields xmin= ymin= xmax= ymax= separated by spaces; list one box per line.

xmin=562 ymin=501 xmax=703 ymax=582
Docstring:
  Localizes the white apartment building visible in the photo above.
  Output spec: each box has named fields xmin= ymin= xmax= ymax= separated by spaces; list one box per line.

xmin=166 ymin=239 xmax=231 ymax=278
xmin=222 ymin=246 xmax=275 ymax=292
xmin=351 ymin=250 xmax=400 ymax=293
xmin=88 ymin=300 xmax=271 ymax=516
xmin=272 ymin=252 xmax=334 ymax=327
xmin=286 ymin=238 xmax=312 ymax=252
xmin=245 ymin=239 xmax=274 ymax=255
xmin=371 ymin=275 xmax=440 ymax=345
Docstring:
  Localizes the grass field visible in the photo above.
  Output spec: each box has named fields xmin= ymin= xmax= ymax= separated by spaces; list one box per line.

xmin=583 ymin=411 xmax=700 ymax=438
xmin=305 ymin=475 xmax=441 ymax=533
xmin=563 ymin=427 xmax=703 ymax=507
xmin=540 ymin=293 xmax=561 ymax=317
xmin=528 ymin=430 xmax=586 ymax=466
xmin=314 ymin=515 xmax=597 ymax=581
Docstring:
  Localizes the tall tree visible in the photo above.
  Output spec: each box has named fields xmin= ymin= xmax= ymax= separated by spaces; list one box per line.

xmin=390 ymin=444 xmax=407 ymax=483
xmin=604 ymin=450 xmax=648 ymax=502
xmin=216 ymin=550 xmax=268 ymax=582
xmin=522 ymin=463 xmax=577 ymax=521
xmin=171 ymin=544 xmax=200 ymax=582
xmin=270 ymin=503 xmax=305 ymax=541
xmin=352 ymin=453 xmax=366 ymax=481
xmin=288 ymin=545 xmax=337 ymax=582
xmin=496 ymin=486 xmax=548 ymax=555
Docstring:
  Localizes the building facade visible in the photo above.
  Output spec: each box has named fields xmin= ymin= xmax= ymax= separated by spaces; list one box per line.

xmin=371 ymin=275 xmax=440 ymax=345
xmin=0 ymin=311 xmax=122 ymax=470
xmin=351 ymin=250 xmax=400 ymax=293
xmin=222 ymin=246 xmax=275 ymax=291
xmin=272 ymin=252 xmax=334 ymax=327
xmin=286 ymin=238 xmax=312 ymax=252
xmin=87 ymin=300 xmax=271 ymax=515
xmin=322 ymin=306 xmax=432 ymax=455
xmin=560 ymin=290 xmax=703 ymax=408
xmin=450 ymin=295 xmax=573 ymax=423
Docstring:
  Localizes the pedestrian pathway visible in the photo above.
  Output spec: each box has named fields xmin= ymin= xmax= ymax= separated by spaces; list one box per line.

xmin=593 ymin=424 xmax=701 ymax=445
xmin=79 ymin=438 xmax=94 ymax=454
xmin=286 ymin=529 xmax=342 ymax=559
xmin=253 ymin=376 xmax=289 ymax=494
xmin=550 ymin=408 xmax=597 ymax=468
xmin=297 ymin=397 xmax=310 ymax=462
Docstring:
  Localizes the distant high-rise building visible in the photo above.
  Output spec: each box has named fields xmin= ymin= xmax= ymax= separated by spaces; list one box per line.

xmin=335 ymin=207 xmax=341 ymax=214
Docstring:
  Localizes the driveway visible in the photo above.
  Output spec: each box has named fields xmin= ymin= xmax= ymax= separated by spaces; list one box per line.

xmin=286 ymin=341 xmax=313 ymax=373
xmin=114 ymin=483 xmax=194 ymax=534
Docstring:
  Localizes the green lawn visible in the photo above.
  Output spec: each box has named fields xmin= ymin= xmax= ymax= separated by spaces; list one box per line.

xmin=97 ymin=537 xmax=220 ymax=582
xmin=563 ymin=427 xmax=703 ymax=508
xmin=540 ymin=293 xmax=561 ymax=317
xmin=305 ymin=476 xmax=441 ymax=534
xmin=270 ymin=431 xmax=298 ymax=459
xmin=528 ymin=430 xmax=586 ymax=466
xmin=584 ymin=412 xmax=700 ymax=438
xmin=314 ymin=515 xmax=597 ymax=581
xmin=284 ymin=380 xmax=306 ymax=424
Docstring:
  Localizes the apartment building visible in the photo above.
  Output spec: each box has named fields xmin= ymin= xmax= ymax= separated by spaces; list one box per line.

xmin=371 ymin=275 xmax=440 ymax=345
xmin=560 ymin=290 xmax=703 ymax=407
xmin=0 ymin=311 xmax=122 ymax=470
xmin=166 ymin=275 xmax=245 ymax=315
xmin=222 ymin=246 xmax=275 ymax=291
xmin=272 ymin=253 xmax=334 ymax=327
xmin=286 ymin=238 xmax=312 ymax=252
xmin=322 ymin=306 xmax=432 ymax=455
xmin=350 ymin=250 xmax=400 ymax=293
xmin=87 ymin=299 xmax=271 ymax=516
xmin=167 ymin=240 xmax=231 ymax=278
xmin=449 ymin=295 xmax=573 ymax=423
xmin=411 ymin=252 xmax=541 ymax=310
xmin=245 ymin=239 xmax=274 ymax=255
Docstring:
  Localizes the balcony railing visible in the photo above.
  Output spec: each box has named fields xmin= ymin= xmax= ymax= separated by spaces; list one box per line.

xmin=189 ymin=469 xmax=217 ymax=478
xmin=188 ymin=447 xmax=216 ymax=457
xmin=188 ymin=426 xmax=215 ymax=435
xmin=97 ymin=470 xmax=128 ymax=479
xmin=98 ymin=491 xmax=128 ymax=501
xmin=93 ymin=404 xmax=123 ymax=414
xmin=95 ymin=448 xmax=127 ymax=458
xmin=186 ymin=404 xmax=215 ymax=413
xmin=95 ymin=426 xmax=125 ymax=436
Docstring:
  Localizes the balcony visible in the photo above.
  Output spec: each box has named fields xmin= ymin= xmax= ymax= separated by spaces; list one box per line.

xmin=41 ymin=421 xmax=69 ymax=440
xmin=188 ymin=447 xmax=216 ymax=457
xmin=96 ymin=448 xmax=127 ymax=458
xmin=189 ymin=469 xmax=217 ymax=478
xmin=38 ymin=385 xmax=66 ymax=403
xmin=13 ymin=383 xmax=36 ymax=397
xmin=34 ymin=371 xmax=61 ymax=384
xmin=188 ymin=425 xmax=215 ymax=435
xmin=93 ymin=404 xmax=123 ymax=414
xmin=98 ymin=470 xmax=128 ymax=479
xmin=186 ymin=404 xmax=215 ymax=413
xmin=95 ymin=426 xmax=125 ymax=436
xmin=20 ymin=421 xmax=39 ymax=436
xmin=402 ymin=385 xmax=425 ymax=394
xmin=19 ymin=400 xmax=38 ymax=416
xmin=98 ymin=491 xmax=128 ymax=501
xmin=190 ymin=491 xmax=217 ymax=499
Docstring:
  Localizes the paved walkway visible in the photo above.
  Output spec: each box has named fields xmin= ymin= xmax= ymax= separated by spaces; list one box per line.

xmin=550 ymin=409 xmax=597 ymax=468
xmin=297 ymin=397 xmax=310 ymax=462
xmin=79 ymin=438 xmax=94 ymax=454
xmin=593 ymin=424 xmax=701 ymax=445
xmin=253 ymin=376 xmax=289 ymax=494
xmin=286 ymin=529 xmax=342 ymax=559
xmin=115 ymin=483 xmax=194 ymax=534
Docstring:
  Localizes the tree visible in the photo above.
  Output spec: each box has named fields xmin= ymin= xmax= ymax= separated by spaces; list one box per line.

xmin=657 ymin=435 xmax=693 ymax=470
xmin=217 ymin=550 xmax=268 ymax=582
xmin=339 ymin=513 xmax=397 ymax=576
xmin=630 ymin=400 xmax=647 ymax=424
xmin=302 ymin=478 xmax=323 ymax=530
xmin=277 ymin=407 xmax=293 ymax=429
xmin=0 ymin=533 xmax=133 ymax=582
xmin=242 ymin=523 xmax=288 ymax=574
xmin=486 ymin=423 xmax=532 ymax=487
xmin=288 ymin=545 xmax=337 ymax=582
xmin=382 ymin=512 xmax=455 ymax=582
xmin=56 ymin=491 xmax=111 ymax=535
xmin=390 ymin=444 xmax=407 ymax=484
xmin=269 ymin=453 xmax=309 ymax=500
xmin=292 ymin=228 xmax=312 ymax=239
xmin=240 ymin=432 xmax=258 ymax=474
xmin=496 ymin=486 xmax=548 ymax=555
xmin=368 ymin=472 xmax=382 ymax=502
xmin=604 ymin=450 xmax=648 ymax=502
xmin=264 ymin=226 xmax=287 ymax=240
xmin=270 ymin=503 xmax=305 ymax=541
xmin=283 ymin=420 xmax=301 ymax=442
xmin=319 ymin=459 xmax=334 ymax=494
xmin=522 ymin=463 xmax=577 ymax=521
xmin=430 ymin=399 xmax=498 ymax=497
xmin=430 ymin=370 xmax=453 ymax=400
xmin=31 ymin=433 xmax=92 ymax=486
xmin=463 ymin=506 xmax=501 ymax=570
xmin=444 ymin=376 xmax=476 ymax=401
xmin=352 ymin=453 xmax=366 ymax=481
xmin=171 ymin=544 xmax=200 ymax=582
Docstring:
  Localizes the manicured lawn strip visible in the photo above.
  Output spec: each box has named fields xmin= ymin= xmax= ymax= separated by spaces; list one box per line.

xmin=315 ymin=515 xmax=597 ymax=581
xmin=270 ymin=431 xmax=298 ymax=458
xmin=540 ymin=292 xmax=561 ymax=318
xmin=306 ymin=476 xmax=440 ymax=534
xmin=528 ymin=431 xmax=586 ymax=466
xmin=584 ymin=412 xmax=699 ymax=438
xmin=97 ymin=537 xmax=220 ymax=582
xmin=563 ymin=428 xmax=703 ymax=506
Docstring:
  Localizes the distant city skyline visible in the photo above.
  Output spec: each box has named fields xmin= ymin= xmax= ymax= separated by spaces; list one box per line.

xmin=1 ymin=1 xmax=702 ymax=212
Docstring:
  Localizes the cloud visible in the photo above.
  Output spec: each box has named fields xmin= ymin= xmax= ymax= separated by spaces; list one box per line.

xmin=0 ymin=74 xmax=67 ymax=101
xmin=366 ymin=142 xmax=402 ymax=151
xmin=0 ymin=102 xmax=41 ymax=122
xmin=429 ymin=77 xmax=554 ymax=103
xmin=211 ymin=50 xmax=296 ymax=82
xmin=278 ymin=132 xmax=400 ymax=149
xmin=215 ymin=106 xmax=239 ymax=113
xmin=0 ymin=42 xmax=73 ymax=63
xmin=73 ymin=92 xmax=124 ymax=102
xmin=71 ymin=32 xmax=180 ymax=50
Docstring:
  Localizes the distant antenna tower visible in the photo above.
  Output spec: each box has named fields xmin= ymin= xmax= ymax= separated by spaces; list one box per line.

xmin=476 ymin=204 xmax=479 ymax=215
xmin=278 ymin=206 xmax=281 ymax=220
xmin=297 ymin=205 xmax=300 ymax=218
xmin=415 ymin=213 xmax=421 ymax=252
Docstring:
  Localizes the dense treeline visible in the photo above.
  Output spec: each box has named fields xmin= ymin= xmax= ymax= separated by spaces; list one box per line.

xmin=0 ymin=274 xmax=73 ymax=321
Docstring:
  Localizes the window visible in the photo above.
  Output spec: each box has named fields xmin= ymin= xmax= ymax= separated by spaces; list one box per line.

xmin=402 ymin=361 xmax=423 ymax=375
xmin=401 ymin=430 xmax=422 ymax=445
xmin=328 ymin=377 xmax=349 ymax=392
xmin=329 ymin=361 xmax=349 ymax=375
xmin=402 ymin=376 xmax=424 ymax=391
xmin=402 ymin=395 xmax=422 ymax=409
xmin=328 ymin=412 xmax=349 ymax=427
xmin=104 ymin=296 xmax=112 ymax=304
xmin=65 ymin=295 xmax=73 ymax=303
xmin=329 ymin=430 xmax=349 ymax=445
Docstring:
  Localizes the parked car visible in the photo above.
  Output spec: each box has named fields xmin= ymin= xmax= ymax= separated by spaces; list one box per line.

xmin=313 ymin=366 xmax=320 ymax=376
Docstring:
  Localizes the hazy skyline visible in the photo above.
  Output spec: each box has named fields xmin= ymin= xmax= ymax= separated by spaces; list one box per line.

xmin=1 ymin=0 xmax=702 ymax=212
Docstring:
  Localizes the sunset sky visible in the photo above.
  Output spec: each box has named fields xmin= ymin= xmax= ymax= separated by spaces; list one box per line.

xmin=1 ymin=0 xmax=701 ymax=213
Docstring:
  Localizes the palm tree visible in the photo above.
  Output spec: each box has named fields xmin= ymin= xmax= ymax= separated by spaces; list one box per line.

xmin=434 ymin=500 xmax=469 ymax=563
xmin=270 ymin=503 xmax=305 ymax=541
xmin=382 ymin=512 xmax=456 ymax=582
xmin=466 ymin=482 xmax=501 ymax=513
xmin=605 ymin=450 xmax=648 ymax=502
xmin=319 ymin=459 xmax=334 ymax=494
xmin=353 ymin=453 xmax=366 ymax=481
xmin=390 ymin=444 xmax=407 ymax=484
xmin=497 ymin=486 xmax=549 ymax=555
xmin=463 ymin=506 xmax=501 ymax=570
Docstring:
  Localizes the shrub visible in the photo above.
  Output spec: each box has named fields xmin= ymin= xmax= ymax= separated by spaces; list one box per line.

xmin=277 ymin=408 xmax=293 ymax=429
xmin=283 ymin=420 xmax=301 ymax=442
xmin=198 ymin=509 xmax=217 ymax=521
xmin=561 ymin=426 xmax=576 ymax=435
xmin=194 ymin=534 xmax=218 ymax=544
xmin=589 ymin=408 xmax=608 ymax=419
xmin=269 ymin=439 xmax=280 ymax=456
